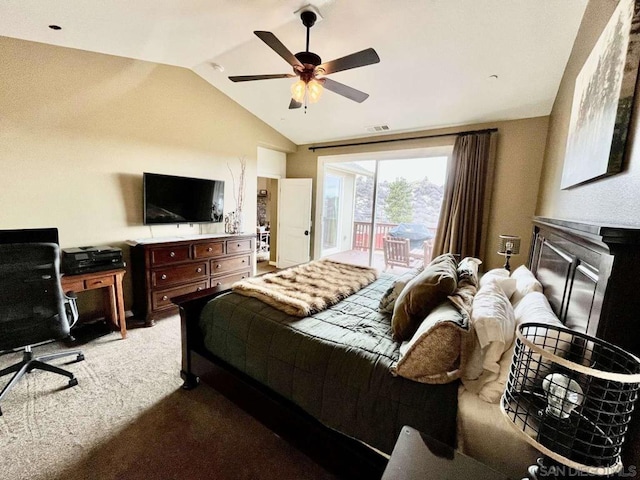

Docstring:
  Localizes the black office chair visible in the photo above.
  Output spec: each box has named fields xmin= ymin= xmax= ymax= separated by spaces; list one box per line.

xmin=0 ymin=243 xmax=84 ymax=415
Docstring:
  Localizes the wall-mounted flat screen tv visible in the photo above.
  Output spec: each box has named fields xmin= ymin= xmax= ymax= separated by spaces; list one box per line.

xmin=143 ymin=172 xmax=224 ymax=225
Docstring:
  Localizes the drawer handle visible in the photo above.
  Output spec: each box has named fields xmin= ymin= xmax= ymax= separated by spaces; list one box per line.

xmin=162 ymin=295 xmax=168 ymax=301
xmin=196 ymin=267 xmax=202 ymax=273
xmin=96 ymin=280 xmax=103 ymax=284
xmin=216 ymin=264 xmax=221 ymax=269
xmin=216 ymin=282 xmax=222 ymax=286
xmin=237 ymin=243 xmax=241 ymax=247
xmin=197 ymin=287 xmax=203 ymax=291
xmin=170 ymin=251 xmax=176 ymax=257
xmin=207 ymin=247 xmax=213 ymax=252
xmin=161 ymin=274 xmax=167 ymax=280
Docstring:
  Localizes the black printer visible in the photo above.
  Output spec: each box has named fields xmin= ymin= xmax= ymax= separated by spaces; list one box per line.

xmin=62 ymin=246 xmax=125 ymax=275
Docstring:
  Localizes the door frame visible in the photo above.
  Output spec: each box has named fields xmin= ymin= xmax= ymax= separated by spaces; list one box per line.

xmin=257 ymin=175 xmax=280 ymax=266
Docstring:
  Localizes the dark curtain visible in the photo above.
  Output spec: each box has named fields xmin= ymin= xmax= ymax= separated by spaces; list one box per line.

xmin=432 ymin=132 xmax=493 ymax=259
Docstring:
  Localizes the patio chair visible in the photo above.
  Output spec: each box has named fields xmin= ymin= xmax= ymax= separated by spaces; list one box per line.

xmin=422 ymin=238 xmax=434 ymax=265
xmin=383 ymin=236 xmax=416 ymax=270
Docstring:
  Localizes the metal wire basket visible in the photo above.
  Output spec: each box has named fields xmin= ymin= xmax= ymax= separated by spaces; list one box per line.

xmin=500 ymin=322 xmax=640 ymax=476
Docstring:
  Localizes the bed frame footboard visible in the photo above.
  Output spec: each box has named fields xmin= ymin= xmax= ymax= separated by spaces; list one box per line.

xmin=172 ymin=286 xmax=389 ymax=479
xmin=174 ymin=285 xmax=228 ymax=390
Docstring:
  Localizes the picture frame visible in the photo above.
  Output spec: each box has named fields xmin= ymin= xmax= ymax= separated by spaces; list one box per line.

xmin=561 ymin=0 xmax=640 ymax=189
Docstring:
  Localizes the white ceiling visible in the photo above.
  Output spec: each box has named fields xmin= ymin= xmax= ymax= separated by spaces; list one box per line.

xmin=0 ymin=0 xmax=587 ymax=145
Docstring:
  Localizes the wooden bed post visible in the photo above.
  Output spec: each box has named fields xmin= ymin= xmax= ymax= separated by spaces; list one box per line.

xmin=174 ymin=285 xmax=230 ymax=390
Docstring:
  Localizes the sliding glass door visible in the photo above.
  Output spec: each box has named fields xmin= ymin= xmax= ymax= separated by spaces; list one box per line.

xmin=320 ymin=153 xmax=448 ymax=270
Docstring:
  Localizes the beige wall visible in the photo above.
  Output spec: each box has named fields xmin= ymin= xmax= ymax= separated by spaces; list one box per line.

xmin=287 ymin=116 xmax=550 ymax=271
xmin=0 ymin=36 xmax=295 ymax=311
xmin=537 ymin=0 xmax=640 ymax=224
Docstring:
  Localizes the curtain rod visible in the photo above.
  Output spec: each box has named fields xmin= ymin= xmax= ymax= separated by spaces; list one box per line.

xmin=308 ymin=127 xmax=498 ymax=152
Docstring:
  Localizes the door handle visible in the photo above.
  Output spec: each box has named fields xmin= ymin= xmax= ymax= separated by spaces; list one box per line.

xmin=304 ymin=230 xmax=309 ymax=236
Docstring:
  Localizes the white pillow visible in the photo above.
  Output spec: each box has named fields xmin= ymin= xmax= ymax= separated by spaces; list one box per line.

xmin=461 ymin=282 xmax=515 ymax=396
xmin=510 ymin=265 xmax=543 ymax=306
xmin=476 ymin=291 xmax=564 ymax=403
xmin=479 ymin=268 xmax=517 ymax=299
xmin=513 ymin=291 xmax=562 ymax=327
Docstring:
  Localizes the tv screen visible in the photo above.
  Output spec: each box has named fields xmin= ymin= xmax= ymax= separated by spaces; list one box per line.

xmin=143 ymin=172 xmax=224 ymax=225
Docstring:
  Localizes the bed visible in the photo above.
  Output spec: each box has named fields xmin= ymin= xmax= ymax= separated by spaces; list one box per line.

xmin=174 ymin=216 xmax=640 ymax=478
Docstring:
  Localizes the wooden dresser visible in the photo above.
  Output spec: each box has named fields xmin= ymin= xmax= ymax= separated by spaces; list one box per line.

xmin=129 ymin=234 xmax=254 ymax=325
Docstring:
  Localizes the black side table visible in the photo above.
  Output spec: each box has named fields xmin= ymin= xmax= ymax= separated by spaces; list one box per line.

xmin=382 ymin=425 xmax=512 ymax=480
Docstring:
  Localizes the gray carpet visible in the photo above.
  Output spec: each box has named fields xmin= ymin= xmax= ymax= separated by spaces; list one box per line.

xmin=0 ymin=316 xmax=336 ymax=480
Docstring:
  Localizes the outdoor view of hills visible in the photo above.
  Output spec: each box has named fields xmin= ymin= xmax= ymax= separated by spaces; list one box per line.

xmin=355 ymin=175 xmax=444 ymax=229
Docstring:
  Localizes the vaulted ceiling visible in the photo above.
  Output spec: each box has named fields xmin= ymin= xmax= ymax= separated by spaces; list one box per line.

xmin=0 ymin=1 xmax=587 ymax=145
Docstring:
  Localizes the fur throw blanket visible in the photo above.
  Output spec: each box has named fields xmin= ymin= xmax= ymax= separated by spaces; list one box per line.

xmin=232 ymin=259 xmax=379 ymax=317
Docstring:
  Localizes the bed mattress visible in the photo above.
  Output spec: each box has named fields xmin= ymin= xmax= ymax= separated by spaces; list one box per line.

xmin=199 ymin=273 xmax=458 ymax=454
xmin=457 ymin=386 xmax=539 ymax=478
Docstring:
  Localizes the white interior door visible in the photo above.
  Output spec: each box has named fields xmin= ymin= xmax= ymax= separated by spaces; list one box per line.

xmin=277 ymin=178 xmax=312 ymax=268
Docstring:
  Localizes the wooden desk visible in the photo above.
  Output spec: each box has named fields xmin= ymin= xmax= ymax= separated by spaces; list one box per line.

xmin=61 ymin=268 xmax=127 ymax=339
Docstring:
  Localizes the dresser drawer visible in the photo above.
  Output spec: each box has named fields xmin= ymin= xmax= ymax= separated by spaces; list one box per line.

xmin=211 ymin=255 xmax=251 ymax=275
xmin=152 ymin=281 xmax=209 ymax=310
xmin=226 ymin=239 xmax=252 ymax=254
xmin=193 ymin=241 xmax=224 ymax=259
xmin=210 ymin=270 xmax=251 ymax=288
xmin=152 ymin=262 xmax=208 ymax=288
xmin=150 ymin=245 xmax=191 ymax=266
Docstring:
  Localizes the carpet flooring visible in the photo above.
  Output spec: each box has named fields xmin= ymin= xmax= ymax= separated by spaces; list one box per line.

xmin=0 ymin=316 xmax=336 ymax=480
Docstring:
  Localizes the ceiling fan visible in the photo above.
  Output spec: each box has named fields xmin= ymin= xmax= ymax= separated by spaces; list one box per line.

xmin=229 ymin=8 xmax=380 ymax=110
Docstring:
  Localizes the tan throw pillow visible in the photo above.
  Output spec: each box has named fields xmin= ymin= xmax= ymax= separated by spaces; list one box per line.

xmin=391 ymin=299 xmax=468 ymax=384
xmin=391 ymin=254 xmax=458 ymax=342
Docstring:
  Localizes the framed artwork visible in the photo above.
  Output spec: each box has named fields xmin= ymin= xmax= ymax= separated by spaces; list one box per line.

xmin=561 ymin=0 xmax=640 ymax=189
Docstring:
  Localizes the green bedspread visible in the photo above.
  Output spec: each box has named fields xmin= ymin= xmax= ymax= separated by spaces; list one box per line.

xmin=199 ymin=273 xmax=458 ymax=454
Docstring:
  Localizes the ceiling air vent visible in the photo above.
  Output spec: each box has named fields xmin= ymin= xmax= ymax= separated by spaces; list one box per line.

xmin=366 ymin=125 xmax=390 ymax=133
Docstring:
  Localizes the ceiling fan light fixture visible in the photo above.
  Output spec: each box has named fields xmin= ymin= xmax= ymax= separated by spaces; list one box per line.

xmin=290 ymin=79 xmax=324 ymax=104
xmin=232 ymin=9 xmax=379 ymax=110
xmin=307 ymin=79 xmax=323 ymax=103
xmin=291 ymin=79 xmax=306 ymax=103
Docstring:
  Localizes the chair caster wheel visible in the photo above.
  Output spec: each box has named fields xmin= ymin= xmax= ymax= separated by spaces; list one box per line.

xmin=68 ymin=378 xmax=78 ymax=388
xmin=76 ymin=354 xmax=85 ymax=362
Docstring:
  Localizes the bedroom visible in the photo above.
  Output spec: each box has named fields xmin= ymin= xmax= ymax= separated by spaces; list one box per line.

xmin=2 ymin=0 xmax=640 ymax=479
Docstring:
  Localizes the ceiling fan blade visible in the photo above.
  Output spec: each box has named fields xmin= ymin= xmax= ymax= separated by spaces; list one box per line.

xmin=322 ymin=78 xmax=369 ymax=103
xmin=229 ymin=74 xmax=296 ymax=82
xmin=254 ymin=31 xmax=303 ymax=68
xmin=289 ymin=98 xmax=302 ymax=109
xmin=318 ymin=48 xmax=380 ymax=75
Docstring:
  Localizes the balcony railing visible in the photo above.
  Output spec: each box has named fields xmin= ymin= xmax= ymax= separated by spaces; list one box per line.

xmin=353 ymin=222 xmax=398 ymax=250
xmin=352 ymin=221 xmax=437 ymax=251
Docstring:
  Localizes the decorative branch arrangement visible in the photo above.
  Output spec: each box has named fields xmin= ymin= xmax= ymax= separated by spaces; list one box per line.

xmin=225 ymin=156 xmax=247 ymax=234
